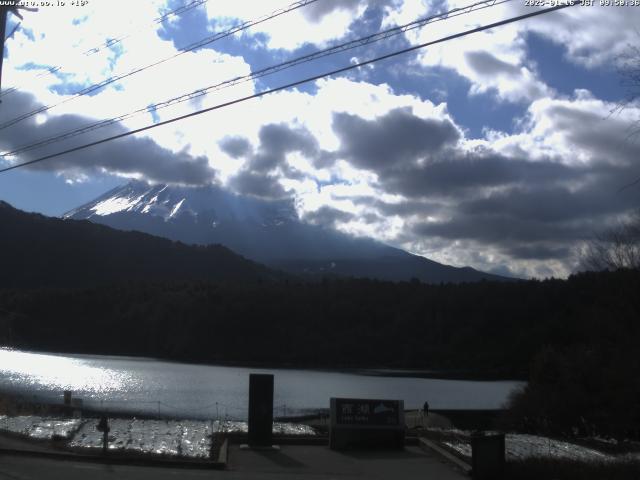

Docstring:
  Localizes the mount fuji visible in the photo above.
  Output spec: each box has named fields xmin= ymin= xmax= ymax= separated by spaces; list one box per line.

xmin=64 ymin=181 xmax=510 ymax=283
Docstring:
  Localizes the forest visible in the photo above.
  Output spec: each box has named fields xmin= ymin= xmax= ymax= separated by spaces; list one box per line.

xmin=1 ymin=268 xmax=639 ymax=437
xmin=2 ymin=269 xmax=638 ymax=375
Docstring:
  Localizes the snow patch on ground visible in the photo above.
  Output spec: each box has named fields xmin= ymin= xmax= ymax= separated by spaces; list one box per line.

xmin=0 ymin=415 xmax=317 ymax=459
xmin=217 ymin=420 xmax=316 ymax=436
xmin=69 ymin=418 xmax=213 ymax=458
xmin=437 ymin=430 xmax=625 ymax=463
xmin=0 ymin=415 xmax=82 ymax=440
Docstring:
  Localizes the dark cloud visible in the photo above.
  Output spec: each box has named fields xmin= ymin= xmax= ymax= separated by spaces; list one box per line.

xmin=412 ymin=214 xmax=588 ymax=245
xmin=303 ymin=206 xmax=355 ymax=227
xmin=337 ymin=118 xmax=577 ymax=198
xmin=260 ymin=123 xmax=318 ymax=154
xmin=228 ymin=170 xmax=288 ymax=199
xmin=505 ymin=244 xmax=572 ymax=260
xmin=229 ymin=123 xmax=333 ymax=199
xmin=410 ymin=170 xmax=637 ymax=256
xmin=219 ymin=136 xmax=252 ymax=158
xmin=380 ymin=153 xmax=579 ymax=198
xmin=327 ymin=104 xmax=640 ymax=272
xmin=215 ymin=100 xmax=640 ymax=275
xmin=362 ymin=212 xmax=383 ymax=224
xmin=333 ymin=107 xmax=460 ymax=172
xmin=486 ymin=264 xmax=520 ymax=278
xmin=250 ymin=123 xmax=320 ymax=172
xmin=465 ymin=51 xmax=520 ymax=77
xmin=545 ymin=105 xmax=640 ymax=166
xmin=349 ymin=196 xmax=444 ymax=217
xmin=301 ymin=0 xmax=393 ymax=22
xmin=0 ymin=92 xmax=216 ymax=185
xmin=331 ymin=107 xmax=626 ymax=211
xmin=399 ymin=100 xmax=640 ymax=260
xmin=301 ymin=0 xmax=360 ymax=21
xmin=460 ymin=183 xmax=633 ymax=223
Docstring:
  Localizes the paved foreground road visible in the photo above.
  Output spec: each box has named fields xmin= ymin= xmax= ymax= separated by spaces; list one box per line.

xmin=0 ymin=445 xmax=467 ymax=479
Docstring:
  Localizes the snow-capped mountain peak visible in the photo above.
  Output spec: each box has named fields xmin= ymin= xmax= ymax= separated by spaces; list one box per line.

xmin=64 ymin=181 xmax=297 ymax=226
xmin=64 ymin=181 xmax=510 ymax=283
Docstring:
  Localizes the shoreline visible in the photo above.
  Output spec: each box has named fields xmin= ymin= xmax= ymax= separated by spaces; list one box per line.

xmin=0 ymin=346 xmax=526 ymax=382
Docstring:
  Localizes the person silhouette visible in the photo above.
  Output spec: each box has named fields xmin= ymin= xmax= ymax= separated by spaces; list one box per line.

xmin=96 ymin=415 xmax=110 ymax=454
xmin=422 ymin=401 xmax=430 ymax=427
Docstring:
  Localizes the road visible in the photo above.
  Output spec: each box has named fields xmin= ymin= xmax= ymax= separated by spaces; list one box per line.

xmin=0 ymin=444 xmax=468 ymax=479
xmin=0 ymin=455 xmax=215 ymax=480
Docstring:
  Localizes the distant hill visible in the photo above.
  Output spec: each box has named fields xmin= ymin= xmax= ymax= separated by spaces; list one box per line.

xmin=65 ymin=181 xmax=512 ymax=284
xmin=0 ymin=200 xmax=279 ymax=288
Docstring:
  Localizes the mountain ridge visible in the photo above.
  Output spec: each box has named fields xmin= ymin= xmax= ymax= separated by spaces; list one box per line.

xmin=0 ymin=199 xmax=279 ymax=288
xmin=64 ymin=181 xmax=513 ymax=284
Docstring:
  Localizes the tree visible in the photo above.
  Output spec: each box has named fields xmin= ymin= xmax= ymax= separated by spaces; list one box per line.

xmin=583 ymin=210 xmax=640 ymax=271
xmin=613 ymin=43 xmax=640 ymax=190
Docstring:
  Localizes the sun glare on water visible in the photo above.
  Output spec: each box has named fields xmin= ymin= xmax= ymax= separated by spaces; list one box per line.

xmin=0 ymin=348 xmax=133 ymax=394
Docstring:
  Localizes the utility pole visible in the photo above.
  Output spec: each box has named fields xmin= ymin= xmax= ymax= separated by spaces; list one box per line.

xmin=1 ymin=3 xmax=37 ymax=96
xmin=0 ymin=7 xmax=8 ymax=92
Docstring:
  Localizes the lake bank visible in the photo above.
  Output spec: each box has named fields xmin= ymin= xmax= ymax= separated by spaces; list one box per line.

xmin=0 ymin=348 xmax=523 ymax=420
xmin=0 ymin=346 xmax=525 ymax=381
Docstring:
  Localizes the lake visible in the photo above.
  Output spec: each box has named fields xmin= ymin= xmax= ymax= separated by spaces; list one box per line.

xmin=0 ymin=348 xmax=523 ymax=420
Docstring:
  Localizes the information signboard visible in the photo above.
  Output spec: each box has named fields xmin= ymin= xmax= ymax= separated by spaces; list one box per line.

xmin=334 ymin=398 xmax=401 ymax=426
xmin=329 ymin=397 xmax=405 ymax=450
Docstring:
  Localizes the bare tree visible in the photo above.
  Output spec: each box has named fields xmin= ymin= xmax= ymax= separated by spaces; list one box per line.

xmin=611 ymin=42 xmax=640 ymax=191
xmin=615 ymin=42 xmax=640 ymax=137
xmin=583 ymin=210 xmax=640 ymax=271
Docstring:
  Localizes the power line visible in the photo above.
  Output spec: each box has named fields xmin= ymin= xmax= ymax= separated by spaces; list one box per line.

xmin=0 ymin=3 xmax=578 ymax=175
xmin=0 ymin=0 xmax=208 ymax=100
xmin=1 ymin=0 xmax=514 ymax=158
xmin=82 ymin=0 xmax=209 ymax=57
xmin=1 ymin=4 xmax=37 ymax=95
xmin=0 ymin=0 xmax=320 ymax=131
xmin=617 ymin=176 xmax=640 ymax=192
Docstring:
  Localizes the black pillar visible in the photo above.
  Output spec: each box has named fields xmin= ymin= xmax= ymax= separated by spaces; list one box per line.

xmin=472 ymin=433 xmax=505 ymax=480
xmin=248 ymin=373 xmax=273 ymax=446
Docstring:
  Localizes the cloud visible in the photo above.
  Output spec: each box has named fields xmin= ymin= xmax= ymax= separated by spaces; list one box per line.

xmin=333 ymin=107 xmax=460 ymax=171
xmin=505 ymin=244 xmax=572 ymax=261
xmin=382 ymin=1 xmax=553 ymax=103
xmin=412 ymin=215 xmax=585 ymax=246
xmin=350 ymin=196 xmax=444 ymax=217
xmin=204 ymin=0 xmax=368 ymax=50
xmin=460 ymin=183 xmax=633 ymax=223
xmin=320 ymin=89 xmax=640 ymax=277
xmin=219 ymin=136 xmax=252 ymax=158
xmin=330 ymin=106 xmax=580 ymax=199
xmin=251 ymin=123 xmax=321 ymax=172
xmin=303 ymin=205 xmax=355 ymax=227
xmin=0 ymin=91 xmax=216 ymax=185
xmin=385 ymin=2 xmax=640 ymax=102
xmin=522 ymin=5 xmax=640 ymax=68
xmin=385 ymin=154 xmax=582 ymax=198
xmin=228 ymin=170 xmax=288 ymax=199
xmin=465 ymin=51 xmax=520 ymax=77
xmin=3 ymin=0 xmax=252 ymax=141
xmin=203 ymin=81 xmax=639 ymax=278
xmin=301 ymin=0 xmax=362 ymax=22
xmin=227 ymin=123 xmax=328 ymax=198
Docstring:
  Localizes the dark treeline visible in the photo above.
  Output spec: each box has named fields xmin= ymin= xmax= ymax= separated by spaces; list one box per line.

xmin=0 ymin=201 xmax=279 ymax=288
xmin=1 ymin=269 xmax=638 ymax=379
xmin=2 ymin=269 xmax=639 ymax=438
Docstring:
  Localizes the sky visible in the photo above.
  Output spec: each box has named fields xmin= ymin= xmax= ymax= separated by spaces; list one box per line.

xmin=1 ymin=0 xmax=639 ymax=279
